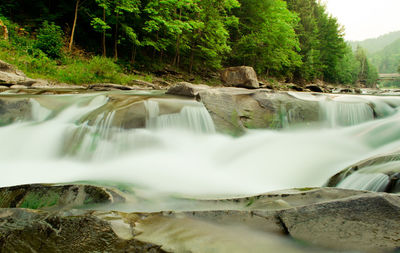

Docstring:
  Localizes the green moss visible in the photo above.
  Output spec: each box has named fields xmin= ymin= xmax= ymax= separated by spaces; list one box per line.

xmin=19 ymin=192 xmax=59 ymax=209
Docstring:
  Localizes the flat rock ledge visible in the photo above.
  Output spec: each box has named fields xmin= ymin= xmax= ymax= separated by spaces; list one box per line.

xmin=1 ymin=185 xmax=400 ymax=252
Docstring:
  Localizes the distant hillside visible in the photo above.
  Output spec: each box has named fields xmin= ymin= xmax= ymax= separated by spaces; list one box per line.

xmin=369 ymin=38 xmax=400 ymax=73
xmin=349 ymin=31 xmax=400 ymax=54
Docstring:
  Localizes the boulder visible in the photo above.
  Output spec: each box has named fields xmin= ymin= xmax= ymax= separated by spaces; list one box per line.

xmin=221 ymin=66 xmax=259 ymax=89
xmin=0 ymin=97 xmax=32 ymax=126
xmin=166 ymin=82 xmax=210 ymax=97
xmin=0 ymin=184 xmax=126 ymax=210
xmin=279 ymin=193 xmax=400 ymax=252
xmin=0 ymin=60 xmax=38 ymax=87
xmin=0 ymin=208 xmax=165 ymax=253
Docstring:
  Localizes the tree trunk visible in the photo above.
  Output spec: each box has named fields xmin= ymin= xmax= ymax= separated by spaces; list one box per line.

xmin=114 ymin=12 xmax=119 ymax=60
xmin=68 ymin=0 xmax=80 ymax=51
xmin=102 ymin=7 xmax=106 ymax=57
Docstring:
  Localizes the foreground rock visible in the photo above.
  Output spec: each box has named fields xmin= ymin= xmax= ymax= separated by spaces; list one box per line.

xmin=221 ymin=66 xmax=259 ymax=89
xmin=1 ymin=185 xmax=400 ymax=252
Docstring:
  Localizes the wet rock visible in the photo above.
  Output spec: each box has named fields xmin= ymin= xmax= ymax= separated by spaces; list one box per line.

xmin=166 ymin=82 xmax=210 ymax=97
xmin=279 ymin=193 xmax=400 ymax=252
xmin=0 ymin=184 xmax=126 ymax=210
xmin=221 ymin=66 xmax=259 ymax=89
xmin=0 ymin=185 xmax=397 ymax=252
xmin=0 ymin=208 xmax=165 ymax=253
xmin=197 ymin=88 xmax=320 ymax=134
xmin=0 ymin=97 xmax=32 ymax=126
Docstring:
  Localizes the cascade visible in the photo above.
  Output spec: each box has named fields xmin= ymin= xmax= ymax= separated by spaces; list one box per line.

xmin=1 ymin=91 xmax=400 ymax=196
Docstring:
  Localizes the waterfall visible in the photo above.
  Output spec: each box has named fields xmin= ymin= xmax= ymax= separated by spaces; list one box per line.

xmin=336 ymin=173 xmax=390 ymax=192
xmin=319 ymin=97 xmax=375 ymax=127
xmin=145 ymin=99 xmax=216 ymax=133
xmin=2 ymin=91 xmax=400 ymax=196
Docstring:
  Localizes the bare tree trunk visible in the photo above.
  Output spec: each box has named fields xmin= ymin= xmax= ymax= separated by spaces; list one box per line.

xmin=102 ymin=7 xmax=106 ymax=57
xmin=68 ymin=0 xmax=80 ymax=51
xmin=114 ymin=12 xmax=119 ymax=60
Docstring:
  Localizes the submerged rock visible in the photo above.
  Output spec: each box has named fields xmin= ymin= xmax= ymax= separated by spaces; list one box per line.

xmin=220 ymin=66 xmax=259 ymax=89
xmin=0 ymin=97 xmax=32 ymax=126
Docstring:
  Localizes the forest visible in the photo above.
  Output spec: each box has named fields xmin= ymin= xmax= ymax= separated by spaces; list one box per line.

xmin=0 ymin=0 xmax=378 ymax=86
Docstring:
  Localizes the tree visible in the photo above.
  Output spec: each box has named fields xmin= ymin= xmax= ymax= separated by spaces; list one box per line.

xmin=35 ymin=21 xmax=64 ymax=59
xmin=229 ymin=0 xmax=301 ymax=76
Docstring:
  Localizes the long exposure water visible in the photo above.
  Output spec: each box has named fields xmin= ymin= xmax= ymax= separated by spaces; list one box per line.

xmin=2 ymin=91 xmax=400 ymax=199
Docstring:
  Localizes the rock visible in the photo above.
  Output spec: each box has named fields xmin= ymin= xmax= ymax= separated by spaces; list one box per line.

xmin=10 ymin=84 xmax=28 ymax=89
xmin=279 ymin=193 xmax=400 ymax=252
xmin=0 ymin=184 xmax=126 ymax=210
xmin=88 ymin=83 xmax=133 ymax=91
xmin=0 ymin=97 xmax=32 ymax=126
xmin=305 ymin=84 xmax=324 ymax=93
xmin=221 ymin=66 xmax=259 ymax=89
xmin=1 ymin=186 xmax=397 ymax=252
xmin=130 ymin=79 xmax=161 ymax=90
xmin=166 ymin=82 xmax=210 ymax=97
xmin=197 ymin=88 xmax=320 ymax=134
xmin=0 ymin=208 xmax=165 ymax=253
xmin=0 ymin=60 xmax=39 ymax=87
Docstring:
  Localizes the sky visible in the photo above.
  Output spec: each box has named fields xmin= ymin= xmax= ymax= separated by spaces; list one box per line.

xmin=323 ymin=0 xmax=400 ymax=41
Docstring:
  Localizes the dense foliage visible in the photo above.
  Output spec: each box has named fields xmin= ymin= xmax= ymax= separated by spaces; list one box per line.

xmin=0 ymin=0 xmax=377 ymax=86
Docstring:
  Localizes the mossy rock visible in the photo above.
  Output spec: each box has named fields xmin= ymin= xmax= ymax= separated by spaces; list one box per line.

xmin=0 ymin=184 xmax=125 ymax=210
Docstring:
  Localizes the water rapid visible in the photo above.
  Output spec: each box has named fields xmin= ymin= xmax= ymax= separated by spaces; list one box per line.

xmin=2 ymin=91 xmax=400 ymax=198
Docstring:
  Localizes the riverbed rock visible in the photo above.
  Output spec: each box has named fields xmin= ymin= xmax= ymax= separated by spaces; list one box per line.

xmin=1 ymin=186 xmax=400 ymax=252
xmin=0 ymin=208 xmax=166 ymax=253
xmin=88 ymin=83 xmax=134 ymax=91
xmin=0 ymin=184 xmax=126 ymax=210
xmin=0 ymin=97 xmax=32 ymax=126
xmin=279 ymin=193 xmax=400 ymax=252
xmin=166 ymin=82 xmax=210 ymax=97
xmin=221 ymin=66 xmax=259 ymax=89
xmin=198 ymin=88 xmax=320 ymax=134
xmin=0 ymin=60 xmax=39 ymax=87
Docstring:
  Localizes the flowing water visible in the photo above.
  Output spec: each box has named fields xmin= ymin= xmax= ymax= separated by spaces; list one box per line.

xmin=2 ymin=91 xmax=400 ymax=200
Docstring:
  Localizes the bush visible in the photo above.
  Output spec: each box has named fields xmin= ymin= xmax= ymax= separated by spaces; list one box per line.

xmin=34 ymin=21 xmax=64 ymax=59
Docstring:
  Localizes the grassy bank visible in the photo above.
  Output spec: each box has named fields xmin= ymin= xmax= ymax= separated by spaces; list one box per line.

xmin=0 ymin=19 xmax=156 ymax=85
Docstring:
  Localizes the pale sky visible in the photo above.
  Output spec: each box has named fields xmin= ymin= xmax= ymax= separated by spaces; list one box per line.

xmin=324 ymin=0 xmax=400 ymax=41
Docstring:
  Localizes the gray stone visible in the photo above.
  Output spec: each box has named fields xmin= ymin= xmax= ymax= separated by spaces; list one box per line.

xmin=221 ymin=66 xmax=259 ymax=89
xmin=166 ymin=82 xmax=210 ymax=97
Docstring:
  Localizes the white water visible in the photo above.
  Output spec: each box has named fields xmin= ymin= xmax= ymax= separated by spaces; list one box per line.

xmin=2 ymin=92 xmax=400 ymax=197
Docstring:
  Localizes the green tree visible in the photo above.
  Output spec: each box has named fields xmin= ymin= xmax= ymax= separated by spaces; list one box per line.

xmin=35 ymin=21 xmax=64 ymax=59
xmin=230 ymin=0 xmax=301 ymax=76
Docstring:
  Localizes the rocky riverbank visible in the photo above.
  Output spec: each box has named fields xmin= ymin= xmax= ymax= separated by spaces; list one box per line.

xmin=1 ymin=184 xmax=400 ymax=252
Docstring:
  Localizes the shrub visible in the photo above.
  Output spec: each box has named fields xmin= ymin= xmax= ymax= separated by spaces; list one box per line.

xmin=34 ymin=21 xmax=64 ymax=59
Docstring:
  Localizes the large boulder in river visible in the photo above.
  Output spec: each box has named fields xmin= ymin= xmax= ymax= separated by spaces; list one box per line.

xmin=167 ymin=84 xmax=320 ymax=134
xmin=221 ymin=66 xmax=259 ymax=89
